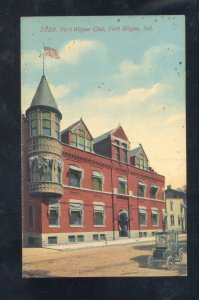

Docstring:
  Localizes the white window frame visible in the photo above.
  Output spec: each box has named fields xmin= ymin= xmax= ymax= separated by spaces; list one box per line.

xmin=150 ymin=185 xmax=159 ymax=199
xmin=68 ymin=165 xmax=84 ymax=187
xmin=138 ymin=181 xmax=147 ymax=198
xmin=69 ymin=200 xmax=83 ymax=227
xmin=118 ymin=176 xmax=127 ymax=195
xmin=139 ymin=206 xmax=147 ymax=226
xmin=93 ymin=202 xmax=105 ymax=227
xmin=151 ymin=208 xmax=159 ymax=226
xmin=48 ymin=199 xmax=60 ymax=227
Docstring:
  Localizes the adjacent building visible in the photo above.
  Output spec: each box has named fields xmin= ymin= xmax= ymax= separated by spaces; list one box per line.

xmin=165 ymin=185 xmax=187 ymax=233
xmin=22 ymin=75 xmax=166 ymax=247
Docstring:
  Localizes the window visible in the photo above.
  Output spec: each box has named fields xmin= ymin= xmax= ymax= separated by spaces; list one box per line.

xmin=116 ymin=146 xmax=120 ymax=161
xmin=94 ymin=204 xmax=105 ymax=226
xmin=31 ymin=119 xmax=37 ymax=136
xmin=55 ymin=122 xmax=60 ymax=140
xmin=100 ymin=234 xmax=106 ymax=240
xmin=150 ymin=185 xmax=159 ymax=199
xmin=32 ymin=163 xmax=40 ymax=182
xmin=69 ymin=202 xmax=83 ymax=226
xmin=139 ymin=232 xmax=143 ymax=237
xmin=118 ymin=177 xmax=127 ymax=194
xmin=151 ymin=208 xmax=159 ymax=226
xmin=77 ymin=235 xmax=84 ymax=242
xmin=68 ymin=236 xmax=75 ymax=243
xmin=138 ymin=154 xmax=144 ymax=169
xmin=43 ymin=165 xmax=52 ymax=181
xmin=92 ymin=171 xmax=103 ymax=191
xmin=170 ymin=201 xmax=173 ymax=211
xmin=30 ymin=111 xmax=38 ymax=136
xmin=138 ymin=182 xmax=146 ymax=197
xmin=139 ymin=207 xmax=147 ymax=225
xmin=123 ymin=149 xmax=128 ymax=163
xmin=69 ymin=166 xmax=82 ymax=187
xmin=178 ymin=216 xmax=181 ymax=226
xmin=48 ymin=200 xmax=60 ymax=226
xmin=85 ymin=139 xmax=92 ymax=152
xmin=170 ymin=215 xmax=175 ymax=226
xmin=48 ymin=236 xmax=57 ymax=244
xmin=78 ymin=136 xmax=85 ymax=149
xmin=93 ymin=234 xmax=99 ymax=241
xmin=143 ymin=232 xmax=147 ymax=237
xmin=29 ymin=206 xmax=35 ymax=229
xmin=72 ymin=134 xmax=77 ymax=147
xmin=42 ymin=111 xmax=51 ymax=136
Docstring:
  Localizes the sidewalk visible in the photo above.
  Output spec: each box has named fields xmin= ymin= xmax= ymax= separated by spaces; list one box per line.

xmin=44 ymin=234 xmax=186 ymax=251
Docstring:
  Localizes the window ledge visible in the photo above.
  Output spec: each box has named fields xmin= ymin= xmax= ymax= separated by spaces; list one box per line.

xmin=69 ymin=225 xmax=83 ymax=227
xmin=49 ymin=225 xmax=60 ymax=228
xmin=140 ymin=224 xmax=147 ymax=226
xmin=94 ymin=225 xmax=105 ymax=227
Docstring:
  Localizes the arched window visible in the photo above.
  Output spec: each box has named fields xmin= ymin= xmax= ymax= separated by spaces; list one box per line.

xmin=69 ymin=166 xmax=83 ymax=187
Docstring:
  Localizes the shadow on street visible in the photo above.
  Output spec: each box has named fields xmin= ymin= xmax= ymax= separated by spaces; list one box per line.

xmin=133 ymin=240 xmax=187 ymax=253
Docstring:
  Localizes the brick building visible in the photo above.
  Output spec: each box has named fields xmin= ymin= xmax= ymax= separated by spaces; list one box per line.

xmin=22 ymin=75 xmax=166 ymax=247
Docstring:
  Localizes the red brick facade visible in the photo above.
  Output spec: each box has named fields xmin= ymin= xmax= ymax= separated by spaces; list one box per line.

xmin=22 ymin=76 xmax=166 ymax=247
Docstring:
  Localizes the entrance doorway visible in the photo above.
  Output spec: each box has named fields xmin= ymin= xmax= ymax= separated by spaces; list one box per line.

xmin=118 ymin=210 xmax=128 ymax=237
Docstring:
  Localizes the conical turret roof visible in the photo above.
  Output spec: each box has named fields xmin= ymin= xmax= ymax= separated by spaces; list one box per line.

xmin=26 ymin=75 xmax=62 ymax=118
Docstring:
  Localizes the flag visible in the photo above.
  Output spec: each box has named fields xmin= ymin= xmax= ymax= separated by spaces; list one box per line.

xmin=44 ymin=47 xmax=60 ymax=59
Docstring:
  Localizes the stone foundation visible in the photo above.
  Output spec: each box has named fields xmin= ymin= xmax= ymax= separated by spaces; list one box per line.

xmin=23 ymin=228 xmax=164 ymax=247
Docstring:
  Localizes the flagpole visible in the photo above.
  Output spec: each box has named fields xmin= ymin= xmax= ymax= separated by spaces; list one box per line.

xmin=43 ymin=42 xmax=44 ymax=75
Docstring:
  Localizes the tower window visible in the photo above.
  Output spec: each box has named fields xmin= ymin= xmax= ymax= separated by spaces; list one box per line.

xmin=42 ymin=111 xmax=51 ymax=136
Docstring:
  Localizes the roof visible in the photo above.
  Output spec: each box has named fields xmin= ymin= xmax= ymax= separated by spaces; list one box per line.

xmin=62 ymin=119 xmax=82 ymax=133
xmin=130 ymin=146 xmax=142 ymax=157
xmin=61 ymin=118 xmax=93 ymax=139
xmin=26 ymin=75 xmax=62 ymax=118
xmin=130 ymin=144 xmax=149 ymax=161
xmin=93 ymin=129 xmax=114 ymax=144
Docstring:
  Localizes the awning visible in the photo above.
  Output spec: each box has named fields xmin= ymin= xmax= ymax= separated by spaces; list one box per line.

xmin=138 ymin=182 xmax=146 ymax=186
xmin=151 ymin=185 xmax=159 ymax=189
xmin=93 ymin=171 xmax=102 ymax=178
xmin=94 ymin=205 xmax=104 ymax=212
xmin=139 ymin=207 xmax=146 ymax=214
xmin=118 ymin=177 xmax=127 ymax=182
xmin=69 ymin=202 xmax=82 ymax=211
xmin=69 ymin=165 xmax=82 ymax=172
xmin=152 ymin=208 xmax=158 ymax=215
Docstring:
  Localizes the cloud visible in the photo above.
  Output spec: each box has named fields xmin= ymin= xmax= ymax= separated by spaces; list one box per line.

xmin=111 ymin=44 xmax=178 ymax=81
xmin=59 ymin=39 xmax=106 ymax=63
xmin=83 ymin=82 xmax=167 ymax=108
xmin=165 ymin=113 xmax=185 ymax=124
xmin=21 ymin=40 xmax=107 ymax=71
xmin=49 ymin=83 xmax=73 ymax=99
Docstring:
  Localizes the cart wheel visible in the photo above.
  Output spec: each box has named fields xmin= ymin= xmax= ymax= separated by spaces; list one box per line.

xmin=166 ymin=256 xmax=174 ymax=270
xmin=147 ymin=255 xmax=154 ymax=268
xmin=178 ymin=250 xmax=183 ymax=262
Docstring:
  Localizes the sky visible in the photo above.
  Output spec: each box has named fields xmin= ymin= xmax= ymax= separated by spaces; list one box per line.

xmin=21 ymin=16 xmax=186 ymax=189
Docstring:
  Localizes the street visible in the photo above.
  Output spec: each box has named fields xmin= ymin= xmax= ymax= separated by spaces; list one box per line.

xmin=23 ymin=236 xmax=187 ymax=277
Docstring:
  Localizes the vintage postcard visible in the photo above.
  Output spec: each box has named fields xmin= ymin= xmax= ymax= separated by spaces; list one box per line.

xmin=21 ymin=16 xmax=186 ymax=277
